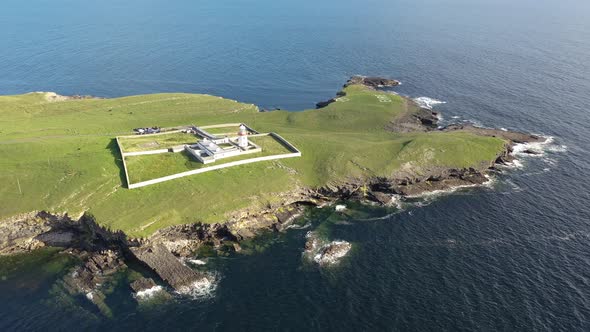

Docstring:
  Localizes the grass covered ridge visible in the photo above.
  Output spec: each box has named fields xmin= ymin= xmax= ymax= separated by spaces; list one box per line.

xmin=0 ymin=87 xmax=505 ymax=237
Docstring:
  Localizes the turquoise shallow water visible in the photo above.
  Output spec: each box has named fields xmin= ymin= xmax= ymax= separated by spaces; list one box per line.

xmin=1 ymin=0 xmax=590 ymax=330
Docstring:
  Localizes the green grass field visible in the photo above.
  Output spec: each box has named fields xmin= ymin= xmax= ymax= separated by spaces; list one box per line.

xmin=0 ymin=87 xmax=506 ymax=237
xmin=118 ymin=132 xmax=198 ymax=152
xmin=201 ymin=126 xmax=241 ymax=136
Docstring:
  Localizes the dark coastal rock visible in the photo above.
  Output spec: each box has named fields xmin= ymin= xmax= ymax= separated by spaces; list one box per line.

xmin=304 ymin=231 xmax=352 ymax=266
xmin=388 ymin=167 xmax=489 ymax=197
xmin=368 ymin=191 xmax=395 ymax=205
xmin=0 ymin=212 xmax=53 ymax=255
xmin=522 ymin=149 xmax=542 ymax=155
xmin=316 ymin=241 xmax=352 ymax=265
xmin=304 ymin=231 xmax=322 ymax=252
xmin=0 ymin=211 xmax=81 ymax=255
xmin=386 ymin=107 xmax=440 ymax=133
xmin=130 ymin=244 xmax=207 ymax=292
xmin=418 ymin=110 xmax=439 ymax=126
xmin=54 ymin=249 xmax=126 ymax=317
xmin=494 ymin=146 xmax=516 ymax=165
xmin=345 ymin=167 xmax=492 ymax=201
xmin=130 ymin=278 xmax=158 ymax=293
xmin=344 ymin=76 xmax=400 ymax=89
xmin=35 ymin=230 xmax=76 ymax=247
xmin=40 ymin=92 xmax=100 ymax=102
xmin=148 ymin=222 xmax=237 ymax=257
xmin=0 ymin=211 xmax=129 ymax=257
xmin=442 ymin=124 xmax=542 ymax=144
xmin=274 ymin=205 xmax=306 ymax=228
xmin=61 ymin=250 xmax=125 ymax=296
xmin=316 ymin=98 xmax=336 ymax=109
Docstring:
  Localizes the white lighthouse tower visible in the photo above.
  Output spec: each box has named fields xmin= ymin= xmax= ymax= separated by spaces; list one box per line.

xmin=237 ymin=124 xmax=249 ymax=149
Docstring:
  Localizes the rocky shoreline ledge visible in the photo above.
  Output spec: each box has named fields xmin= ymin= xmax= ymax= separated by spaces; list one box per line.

xmin=0 ymin=76 xmax=545 ymax=310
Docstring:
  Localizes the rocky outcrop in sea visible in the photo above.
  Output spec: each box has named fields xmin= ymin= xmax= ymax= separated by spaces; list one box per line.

xmin=304 ymin=231 xmax=352 ymax=266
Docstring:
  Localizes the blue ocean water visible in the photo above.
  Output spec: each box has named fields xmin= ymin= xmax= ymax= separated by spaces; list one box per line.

xmin=1 ymin=0 xmax=590 ymax=330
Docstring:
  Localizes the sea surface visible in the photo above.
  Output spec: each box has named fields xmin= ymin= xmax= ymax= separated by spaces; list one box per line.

xmin=1 ymin=0 xmax=590 ymax=331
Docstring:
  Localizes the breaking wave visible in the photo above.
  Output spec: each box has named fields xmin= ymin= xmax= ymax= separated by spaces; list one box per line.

xmin=286 ymin=222 xmax=312 ymax=230
xmin=135 ymin=285 xmax=165 ymax=300
xmin=187 ymin=258 xmax=207 ymax=266
xmin=406 ymin=175 xmax=495 ymax=200
xmin=511 ymin=136 xmax=567 ymax=168
xmin=512 ymin=136 xmax=555 ymax=156
xmin=176 ymin=273 xmax=219 ymax=300
xmin=335 ymin=204 xmax=347 ymax=212
xmin=413 ymin=96 xmax=446 ymax=110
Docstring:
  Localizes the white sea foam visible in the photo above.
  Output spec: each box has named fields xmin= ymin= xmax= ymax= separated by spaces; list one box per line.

xmin=135 ymin=285 xmax=164 ymax=300
xmin=391 ymin=194 xmax=404 ymax=210
xmin=406 ymin=176 xmax=495 ymax=199
xmin=461 ymin=119 xmax=485 ymax=127
xmin=176 ymin=274 xmax=218 ymax=300
xmin=546 ymin=144 xmax=568 ymax=153
xmin=504 ymin=179 xmax=523 ymax=192
xmin=286 ymin=222 xmax=312 ymax=230
xmin=188 ymin=259 xmax=207 ymax=266
xmin=512 ymin=136 xmax=554 ymax=157
xmin=357 ymin=212 xmax=399 ymax=222
xmin=413 ymin=96 xmax=446 ymax=110
xmin=511 ymin=136 xmax=567 ymax=170
xmin=312 ymin=240 xmax=352 ymax=265
xmin=499 ymin=159 xmax=524 ymax=169
xmin=335 ymin=205 xmax=347 ymax=212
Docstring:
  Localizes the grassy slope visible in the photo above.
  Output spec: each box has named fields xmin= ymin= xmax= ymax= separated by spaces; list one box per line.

xmin=0 ymin=87 xmax=505 ymax=237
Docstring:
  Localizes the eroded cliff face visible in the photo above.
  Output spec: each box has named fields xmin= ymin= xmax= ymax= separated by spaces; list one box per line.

xmin=0 ymin=211 xmax=127 ymax=256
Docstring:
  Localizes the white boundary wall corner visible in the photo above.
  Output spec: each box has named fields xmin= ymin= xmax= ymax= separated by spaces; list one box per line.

xmin=115 ymin=137 xmax=132 ymax=189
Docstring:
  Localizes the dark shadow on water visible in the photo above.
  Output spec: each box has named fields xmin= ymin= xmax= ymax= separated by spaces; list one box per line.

xmin=106 ymin=139 xmax=128 ymax=188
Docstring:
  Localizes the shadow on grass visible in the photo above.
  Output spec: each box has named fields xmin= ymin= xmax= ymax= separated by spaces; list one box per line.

xmin=106 ymin=139 xmax=128 ymax=188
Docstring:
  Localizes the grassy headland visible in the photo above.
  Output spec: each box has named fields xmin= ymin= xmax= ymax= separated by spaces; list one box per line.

xmin=0 ymin=84 xmax=505 ymax=237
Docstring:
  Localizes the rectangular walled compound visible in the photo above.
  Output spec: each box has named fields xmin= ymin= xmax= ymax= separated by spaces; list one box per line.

xmin=116 ymin=123 xmax=301 ymax=189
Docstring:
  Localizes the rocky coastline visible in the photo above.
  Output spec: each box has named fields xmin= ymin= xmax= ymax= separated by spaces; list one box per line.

xmin=0 ymin=76 xmax=545 ymax=310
